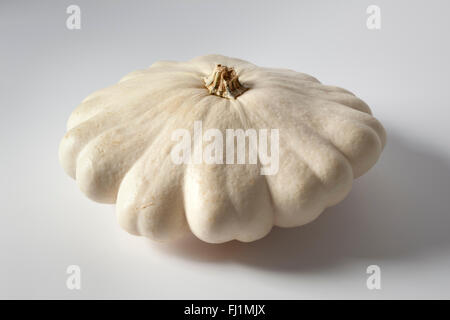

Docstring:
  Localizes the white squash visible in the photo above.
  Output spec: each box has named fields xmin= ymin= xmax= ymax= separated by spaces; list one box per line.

xmin=59 ymin=54 xmax=386 ymax=243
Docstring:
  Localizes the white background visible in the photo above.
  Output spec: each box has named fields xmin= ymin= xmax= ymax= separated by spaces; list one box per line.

xmin=1 ymin=0 xmax=450 ymax=299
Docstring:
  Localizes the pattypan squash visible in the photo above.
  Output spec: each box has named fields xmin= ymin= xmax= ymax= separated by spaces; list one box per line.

xmin=59 ymin=55 xmax=386 ymax=243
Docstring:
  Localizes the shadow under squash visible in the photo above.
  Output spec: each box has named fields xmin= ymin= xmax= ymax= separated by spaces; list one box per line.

xmin=150 ymin=131 xmax=450 ymax=273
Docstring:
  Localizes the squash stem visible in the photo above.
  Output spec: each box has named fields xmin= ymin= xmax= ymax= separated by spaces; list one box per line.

xmin=203 ymin=64 xmax=248 ymax=99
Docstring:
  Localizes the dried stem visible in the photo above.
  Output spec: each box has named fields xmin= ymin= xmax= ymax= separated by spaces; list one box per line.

xmin=203 ymin=64 xmax=248 ymax=99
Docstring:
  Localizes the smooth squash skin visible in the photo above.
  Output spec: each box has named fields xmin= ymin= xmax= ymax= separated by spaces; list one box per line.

xmin=59 ymin=54 xmax=386 ymax=244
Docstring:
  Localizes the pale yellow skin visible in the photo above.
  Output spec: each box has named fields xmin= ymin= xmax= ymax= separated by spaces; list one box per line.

xmin=59 ymin=54 xmax=386 ymax=244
